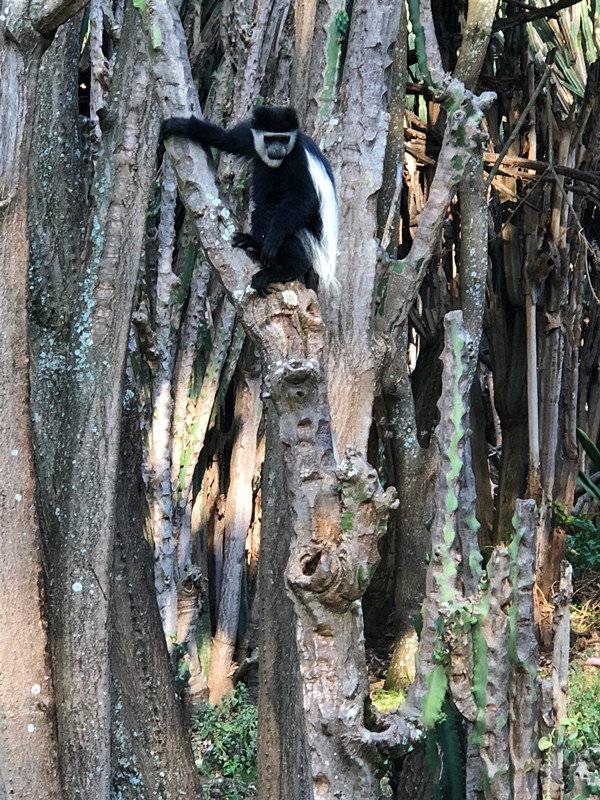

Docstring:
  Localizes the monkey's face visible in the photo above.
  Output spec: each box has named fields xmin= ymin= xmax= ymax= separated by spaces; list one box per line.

xmin=252 ymin=129 xmax=297 ymax=167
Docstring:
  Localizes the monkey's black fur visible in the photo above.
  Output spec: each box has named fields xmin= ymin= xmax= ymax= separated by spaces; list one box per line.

xmin=161 ymin=106 xmax=336 ymax=296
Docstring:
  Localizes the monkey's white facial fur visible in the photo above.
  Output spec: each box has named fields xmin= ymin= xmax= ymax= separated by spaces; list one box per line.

xmin=251 ymin=129 xmax=297 ymax=167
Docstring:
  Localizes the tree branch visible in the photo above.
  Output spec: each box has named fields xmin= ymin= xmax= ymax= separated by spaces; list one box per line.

xmin=31 ymin=0 xmax=89 ymax=38
xmin=454 ymin=0 xmax=499 ymax=90
xmin=407 ymin=0 xmax=443 ymax=82
xmin=375 ymin=80 xmax=495 ymax=343
xmin=493 ymin=0 xmax=581 ymax=31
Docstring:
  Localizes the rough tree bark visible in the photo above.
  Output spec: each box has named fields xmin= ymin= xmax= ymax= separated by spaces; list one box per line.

xmin=23 ymin=5 xmax=201 ymax=794
xmin=4 ymin=2 xmax=594 ymax=800
xmin=256 ymin=410 xmax=312 ymax=800
xmin=146 ymin=157 xmax=180 ymax=643
xmin=0 ymin=0 xmax=85 ymax=794
xmin=208 ymin=354 xmax=262 ymax=703
xmin=110 ymin=401 xmax=201 ymax=799
xmin=45 ymin=15 xmax=162 ymax=793
xmin=317 ymin=0 xmax=403 ymax=455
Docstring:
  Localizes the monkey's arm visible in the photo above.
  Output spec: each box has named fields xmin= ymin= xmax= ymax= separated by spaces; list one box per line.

xmin=161 ymin=116 xmax=254 ymax=157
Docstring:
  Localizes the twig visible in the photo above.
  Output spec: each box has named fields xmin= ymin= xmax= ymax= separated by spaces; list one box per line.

xmin=547 ymin=154 xmax=600 ymax=305
xmin=485 ymin=66 xmax=551 ymax=188
xmin=408 ymin=137 xmax=600 ymax=189
xmin=493 ymin=0 xmax=582 ymax=31
xmin=502 ymin=168 xmax=550 ymax=227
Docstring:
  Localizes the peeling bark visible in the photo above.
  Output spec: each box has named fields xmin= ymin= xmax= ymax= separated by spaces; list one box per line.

xmin=208 ymin=355 xmax=262 ymax=703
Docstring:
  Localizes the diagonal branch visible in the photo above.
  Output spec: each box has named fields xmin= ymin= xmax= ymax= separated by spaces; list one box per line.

xmin=493 ymin=0 xmax=581 ymax=31
xmin=375 ymin=80 xmax=495 ymax=344
xmin=146 ymin=2 xmax=252 ymax=302
xmin=31 ymin=0 xmax=90 ymax=37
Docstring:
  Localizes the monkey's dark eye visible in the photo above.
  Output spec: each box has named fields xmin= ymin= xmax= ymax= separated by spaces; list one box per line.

xmin=264 ymin=135 xmax=290 ymax=145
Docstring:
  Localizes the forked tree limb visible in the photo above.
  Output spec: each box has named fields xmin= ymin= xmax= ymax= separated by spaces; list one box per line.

xmin=144 ymin=4 xmax=404 ymax=795
xmin=375 ymin=80 xmax=495 ymax=352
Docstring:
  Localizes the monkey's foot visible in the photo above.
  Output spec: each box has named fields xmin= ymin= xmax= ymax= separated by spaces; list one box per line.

xmin=233 ymin=232 xmax=261 ymax=258
xmin=302 ymin=268 xmax=319 ymax=292
xmin=250 ymin=270 xmax=274 ymax=298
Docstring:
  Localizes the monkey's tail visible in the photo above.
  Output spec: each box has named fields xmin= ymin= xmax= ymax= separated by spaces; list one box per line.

xmin=299 ymin=231 xmax=339 ymax=293
xmin=305 ymin=152 xmax=339 ymax=293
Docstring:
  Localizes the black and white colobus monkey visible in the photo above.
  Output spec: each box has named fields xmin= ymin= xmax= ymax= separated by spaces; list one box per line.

xmin=161 ymin=106 xmax=338 ymax=297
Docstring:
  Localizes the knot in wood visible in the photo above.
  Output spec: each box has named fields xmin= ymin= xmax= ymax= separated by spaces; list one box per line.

xmin=179 ymin=564 xmax=203 ymax=594
xmin=266 ymin=357 xmax=321 ymax=409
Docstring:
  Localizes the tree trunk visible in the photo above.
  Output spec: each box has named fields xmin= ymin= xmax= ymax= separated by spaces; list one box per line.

xmin=110 ymin=402 xmax=201 ymax=798
xmin=0 ymin=3 xmax=84 ymax=795
xmin=256 ymin=410 xmax=312 ymax=800
xmin=0 ymin=106 xmax=63 ymax=799
xmin=45 ymin=15 xmax=161 ymax=792
xmin=209 ymin=354 xmax=262 ymax=703
xmin=319 ymin=0 xmax=403 ymax=455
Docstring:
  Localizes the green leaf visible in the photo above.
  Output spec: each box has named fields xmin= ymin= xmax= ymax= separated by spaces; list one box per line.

xmin=577 ymin=472 xmax=600 ymax=504
xmin=538 ymin=736 xmax=552 ymax=751
xmin=577 ymin=428 xmax=600 ymax=470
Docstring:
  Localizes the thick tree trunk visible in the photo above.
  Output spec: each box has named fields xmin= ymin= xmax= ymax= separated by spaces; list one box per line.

xmin=0 ymin=4 xmax=84 ymax=795
xmin=4 ymin=1 xmax=596 ymax=798
xmin=209 ymin=355 xmax=262 ymax=703
xmin=256 ymin=410 xmax=312 ymax=800
xmin=319 ymin=0 xmax=403 ymax=455
xmin=110 ymin=402 xmax=201 ymax=798
xmin=45 ymin=16 xmax=161 ymax=793
xmin=0 ymin=108 xmax=63 ymax=800
xmin=144 ymin=4 xmax=595 ymax=799
xmin=28 ymin=17 xmax=88 ymax=530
